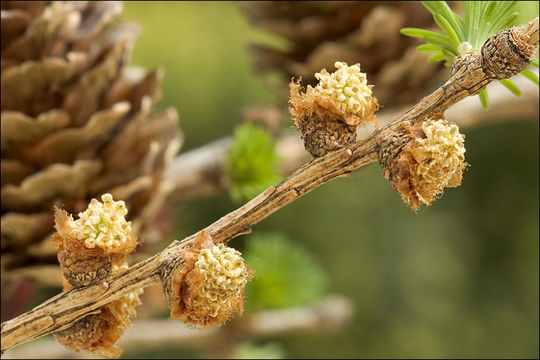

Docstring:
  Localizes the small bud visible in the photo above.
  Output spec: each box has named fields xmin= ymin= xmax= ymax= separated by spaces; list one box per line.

xmin=289 ymin=61 xmax=379 ymax=157
xmin=482 ymin=20 xmax=538 ymax=79
xmin=379 ymin=118 xmax=467 ymax=210
xmin=164 ymin=230 xmax=252 ymax=328
xmin=457 ymin=41 xmax=474 ymax=54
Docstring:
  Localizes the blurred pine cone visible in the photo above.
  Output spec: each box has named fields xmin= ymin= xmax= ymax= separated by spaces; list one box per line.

xmin=1 ymin=1 xmax=181 ymax=285
xmin=238 ymin=1 xmax=447 ymax=107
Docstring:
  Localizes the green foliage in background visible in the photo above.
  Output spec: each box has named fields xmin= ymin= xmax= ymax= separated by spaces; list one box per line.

xmin=401 ymin=1 xmax=539 ymax=108
xmin=227 ymin=124 xmax=282 ymax=202
xmin=234 ymin=341 xmax=285 ymax=359
xmin=123 ymin=2 xmax=280 ymax=151
xmin=243 ymin=233 xmax=327 ymax=311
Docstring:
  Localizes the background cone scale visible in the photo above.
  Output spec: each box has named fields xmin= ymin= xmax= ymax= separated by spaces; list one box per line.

xmin=1 ymin=1 xmax=181 ymax=285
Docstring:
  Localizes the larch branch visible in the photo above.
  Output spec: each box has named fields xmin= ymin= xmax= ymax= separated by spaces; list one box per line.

xmin=1 ymin=18 xmax=538 ymax=353
xmin=164 ymin=72 xmax=538 ymax=203
xmin=2 ymin=295 xmax=353 ymax=359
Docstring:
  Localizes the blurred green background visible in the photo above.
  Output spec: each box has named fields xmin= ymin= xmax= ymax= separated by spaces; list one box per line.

xmin=122 ymin=1 xmax=538 ymax=358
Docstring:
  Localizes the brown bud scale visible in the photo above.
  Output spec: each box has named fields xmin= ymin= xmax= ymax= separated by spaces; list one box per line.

xmin=482 ymin=27 xmax=537 ymax=79
xmin=54 ymin=307 xmax=126 ymax=358
xmin=297 ymin=111 xmax=357 ymax=157
xmin=57 ymin=250 xmax=112 ymax=287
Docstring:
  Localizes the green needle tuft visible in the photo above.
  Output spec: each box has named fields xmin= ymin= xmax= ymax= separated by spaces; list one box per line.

xmin=227 ymin=124 xmax=282 ymax=202
xmin=402 ymin=1 xmax=538 ymax=108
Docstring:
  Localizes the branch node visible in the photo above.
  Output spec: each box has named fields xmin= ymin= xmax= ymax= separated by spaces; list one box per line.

xmin=482 ymin=18 xmax=539 ymax=79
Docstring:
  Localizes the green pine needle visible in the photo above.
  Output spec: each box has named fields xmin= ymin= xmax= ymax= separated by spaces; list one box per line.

xmin=520 ymin=69 xmax=539 ymax=85
xmin=499 ymin=79 xmax=522 ymax=96
xmin=478 ymin=88 xmax=489 ymax=109
xmin=243 ymin=233 xmax=327 ymax=311
xmin=235 ymin=342 xmax=285 ymax=359
xmin=428 ymin=52 xmax=446 ymax=63
xmin=416 ymin=43 xmax=442 ymax=52
xmin=227 ymin=124 xmax=282 ymax=202
xmin=401 ymin=1 xmax=538 ymax=108
xmin=433 ymin=13 xmax=462 ymax=48
xmin=422 ymin=1 xmax=465 ymax=39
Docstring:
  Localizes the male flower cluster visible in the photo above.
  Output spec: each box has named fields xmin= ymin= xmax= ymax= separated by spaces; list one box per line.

xmin=380 ymin=118 xmax=467 ymax=210
xmin=69 ymin=193 xmax=133 ymax=252
xmin=289 ymin=61 xmax=379 ymax=157
xmin=167 ymin=231 xmax=252 ymax=328
xmin=307 ymin=61 xmax=377 ymax=118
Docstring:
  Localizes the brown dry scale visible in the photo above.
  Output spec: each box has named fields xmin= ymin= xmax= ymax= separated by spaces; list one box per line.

xmin=481 ymin=23 xmax=538 ymax=79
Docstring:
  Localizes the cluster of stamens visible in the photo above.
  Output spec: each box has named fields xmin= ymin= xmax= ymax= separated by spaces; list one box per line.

xmin=307 ymin=61 xmax=375 ymax=116
xmin=414 ymin=119 xmax=466 ymax=188
xmin=115 ymin=288 xmax=144 ymax=324
xmin=192 ymin=244 xmax=249 ymax=317
xmin=69 ymin=193 xmax=132 ymax=250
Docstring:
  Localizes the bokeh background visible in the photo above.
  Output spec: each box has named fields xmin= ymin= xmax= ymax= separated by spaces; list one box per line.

xmin=3 ymin=1 xmax=538 ymax=359
xmin=122 ymin=2 xmax=539 ymax=358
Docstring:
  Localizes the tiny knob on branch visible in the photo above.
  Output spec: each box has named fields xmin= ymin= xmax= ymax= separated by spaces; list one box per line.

xmin=482 ymin=18 xmax=539 ymax=79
